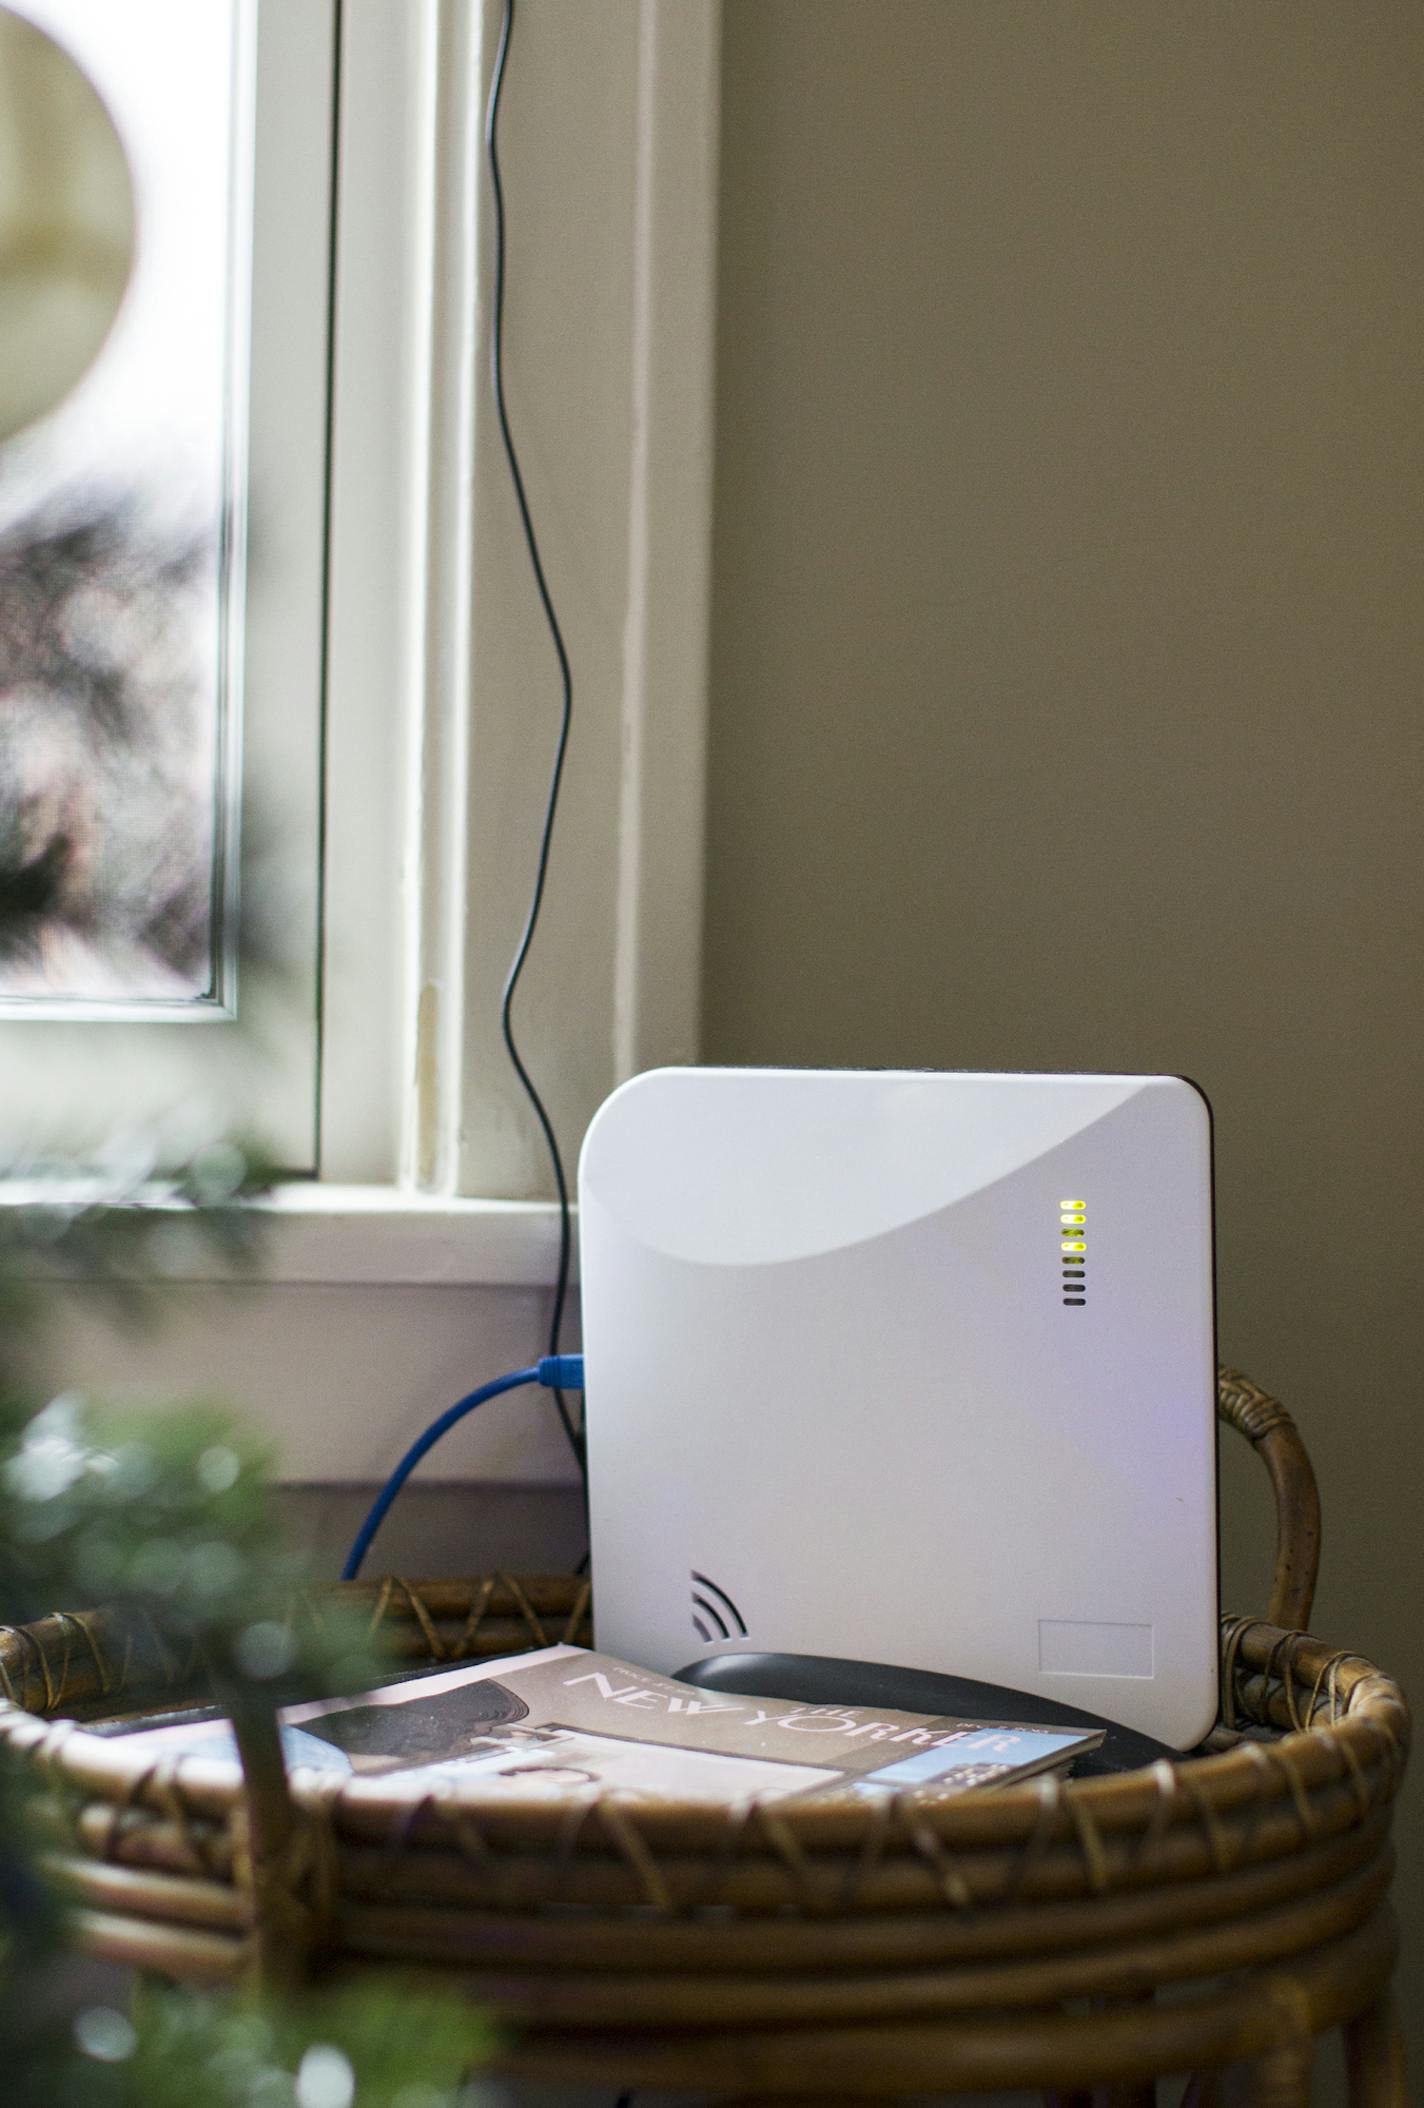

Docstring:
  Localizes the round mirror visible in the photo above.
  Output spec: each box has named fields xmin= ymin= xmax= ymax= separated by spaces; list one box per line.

xmin=0 ymin=6 xmax=136 ymax=441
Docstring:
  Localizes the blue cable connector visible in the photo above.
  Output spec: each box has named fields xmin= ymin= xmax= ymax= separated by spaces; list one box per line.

xmin=343 ymin=1354 xmax=585 ymax=1581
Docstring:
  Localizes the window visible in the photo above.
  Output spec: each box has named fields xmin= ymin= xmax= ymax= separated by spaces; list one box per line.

xmin=0 ymin=1 xmax=237 ymax=1009
xmin=0 ymin=0 xmax=719 ymax=1257
xmin=0 ymin=0 xmax=330 ymax=1167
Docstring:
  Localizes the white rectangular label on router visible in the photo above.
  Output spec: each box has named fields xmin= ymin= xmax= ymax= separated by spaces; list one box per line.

xmin=1039 ymin=1619 xmax=1155 ymax=1680
xmin=579 ymin=1067 xmax=1218 ymax=1750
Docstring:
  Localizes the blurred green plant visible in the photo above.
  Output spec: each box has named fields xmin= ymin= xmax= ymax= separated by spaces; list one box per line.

xmin=59 ymin=1983 xmax=496 ymax=2108
xmin=0 ymin=1389 xmax=375 ymax=1683
xmin=0 ymin=1146 xmax=494 ymax=2108
xmin=0 ymin=1134 xmax=276 ymax=1350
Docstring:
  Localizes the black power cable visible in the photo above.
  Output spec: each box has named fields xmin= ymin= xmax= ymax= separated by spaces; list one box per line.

xmin=484 ymin=0 xmax=583 ymax=1486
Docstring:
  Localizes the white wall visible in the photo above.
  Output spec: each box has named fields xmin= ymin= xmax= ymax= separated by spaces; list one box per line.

xmin=702 ymin=0 xmax=1424 ymax=2077
xmin=27 ymin=1278 xmax=579 ymax=1485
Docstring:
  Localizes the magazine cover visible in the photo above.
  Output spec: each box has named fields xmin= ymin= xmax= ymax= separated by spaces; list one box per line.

xmin=105 ymin=1646 xmax=1102 ymax=1804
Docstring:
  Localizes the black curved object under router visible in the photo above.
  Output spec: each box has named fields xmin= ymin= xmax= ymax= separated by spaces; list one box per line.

xmin=676 ymin=1651 xmax=1179 ymax=1776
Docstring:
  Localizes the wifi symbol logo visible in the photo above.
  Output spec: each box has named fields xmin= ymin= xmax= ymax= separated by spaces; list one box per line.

xmin=690 ymin=1571 xmax=748 ymax=1646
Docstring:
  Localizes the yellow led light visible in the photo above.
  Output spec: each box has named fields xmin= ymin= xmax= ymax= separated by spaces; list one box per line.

xmin=1059 ymin=1200 xmax=1085 ymax=1211
xmin=1061 ymin=1212 xmax=1085 ymax=1224
xmin=1061 ymin=1239 xmax=1087 ymax=1253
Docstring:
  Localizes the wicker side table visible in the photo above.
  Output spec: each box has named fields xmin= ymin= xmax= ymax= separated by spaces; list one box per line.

xmin=0 ymin=1371 xmax=1410 ymax=2105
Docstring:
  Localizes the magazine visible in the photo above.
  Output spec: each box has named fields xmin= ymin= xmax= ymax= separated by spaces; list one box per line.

xmin=103 ymin=1646 xmax=1103 ymax=1804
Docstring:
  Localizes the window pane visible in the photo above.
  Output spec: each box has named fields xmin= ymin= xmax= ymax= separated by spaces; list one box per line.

xmin=0 ymin=0 xmax=240 ymax=1008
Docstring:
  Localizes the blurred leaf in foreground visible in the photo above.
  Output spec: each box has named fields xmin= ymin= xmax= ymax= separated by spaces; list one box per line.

xmin=62 ymin=1982 xmax=499 ymax=2108
xmin=0 ymin=1391 xmax=382 ymax=1696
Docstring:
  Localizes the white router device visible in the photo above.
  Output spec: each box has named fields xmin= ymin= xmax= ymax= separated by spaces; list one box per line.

xmin=579 ymin=1067 xmax=1218 ymax=1750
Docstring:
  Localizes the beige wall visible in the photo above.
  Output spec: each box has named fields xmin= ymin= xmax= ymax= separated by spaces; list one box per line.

xmin=702 ymin=0 xmax=1424 ymax=2067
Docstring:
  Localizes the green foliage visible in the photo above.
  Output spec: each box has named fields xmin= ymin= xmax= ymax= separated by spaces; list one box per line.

xmin=0 ymin=1136 xmax=277 ymax=1349
xmin=0 ymin=1138 xmax=486 ymax=2104
xmin=0 ymin=1748 xmax=66 ymax=2091
xmin=1 ymin=1391 xmax=281 ymax=1612
xmin=1 ymin=1388 xmax=384 ymax=1701
xmin=58 ymin=1982 xmax=496 ymax=2108
xmin=0 ymin=1135 xmax=378 ymax=1692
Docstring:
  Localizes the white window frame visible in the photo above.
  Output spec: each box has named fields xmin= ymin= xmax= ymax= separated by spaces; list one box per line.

xmin=1 ymin=0 xmax=721 ymax=1294
xmin=308 ymin=0 xmax=720 ymax=1282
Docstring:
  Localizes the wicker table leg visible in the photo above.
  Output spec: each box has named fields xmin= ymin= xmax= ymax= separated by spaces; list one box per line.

xmin=1247 ymin=2037 xmax=1312 ymax=2108
xmin=1344 ymin=1993 xmax=1406 ymax=2108
xmin=1104 ymin=1994 xmax=1156 ymax=2106
xmin=1090 ymin=1988 xmax=1155 ymax=2108
xmin=1239 ymin=1975 xmax=1315 ymax=2108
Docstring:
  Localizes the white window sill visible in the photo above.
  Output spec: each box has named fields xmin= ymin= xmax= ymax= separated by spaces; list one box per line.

xmin=0 ymin=1182 xmax=575 ymax=1290
xmin=250 ymin=1186 xmax=576 ymax=1288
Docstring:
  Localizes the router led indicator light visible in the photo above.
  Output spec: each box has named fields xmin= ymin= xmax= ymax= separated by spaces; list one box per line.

xmin=1060 ymin=1200 xmax=1087 ymax=1305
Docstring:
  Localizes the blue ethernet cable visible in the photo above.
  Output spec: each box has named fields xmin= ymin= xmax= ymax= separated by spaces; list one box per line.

xmin=342 ymin=1355 xmax=585 ymax=1582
